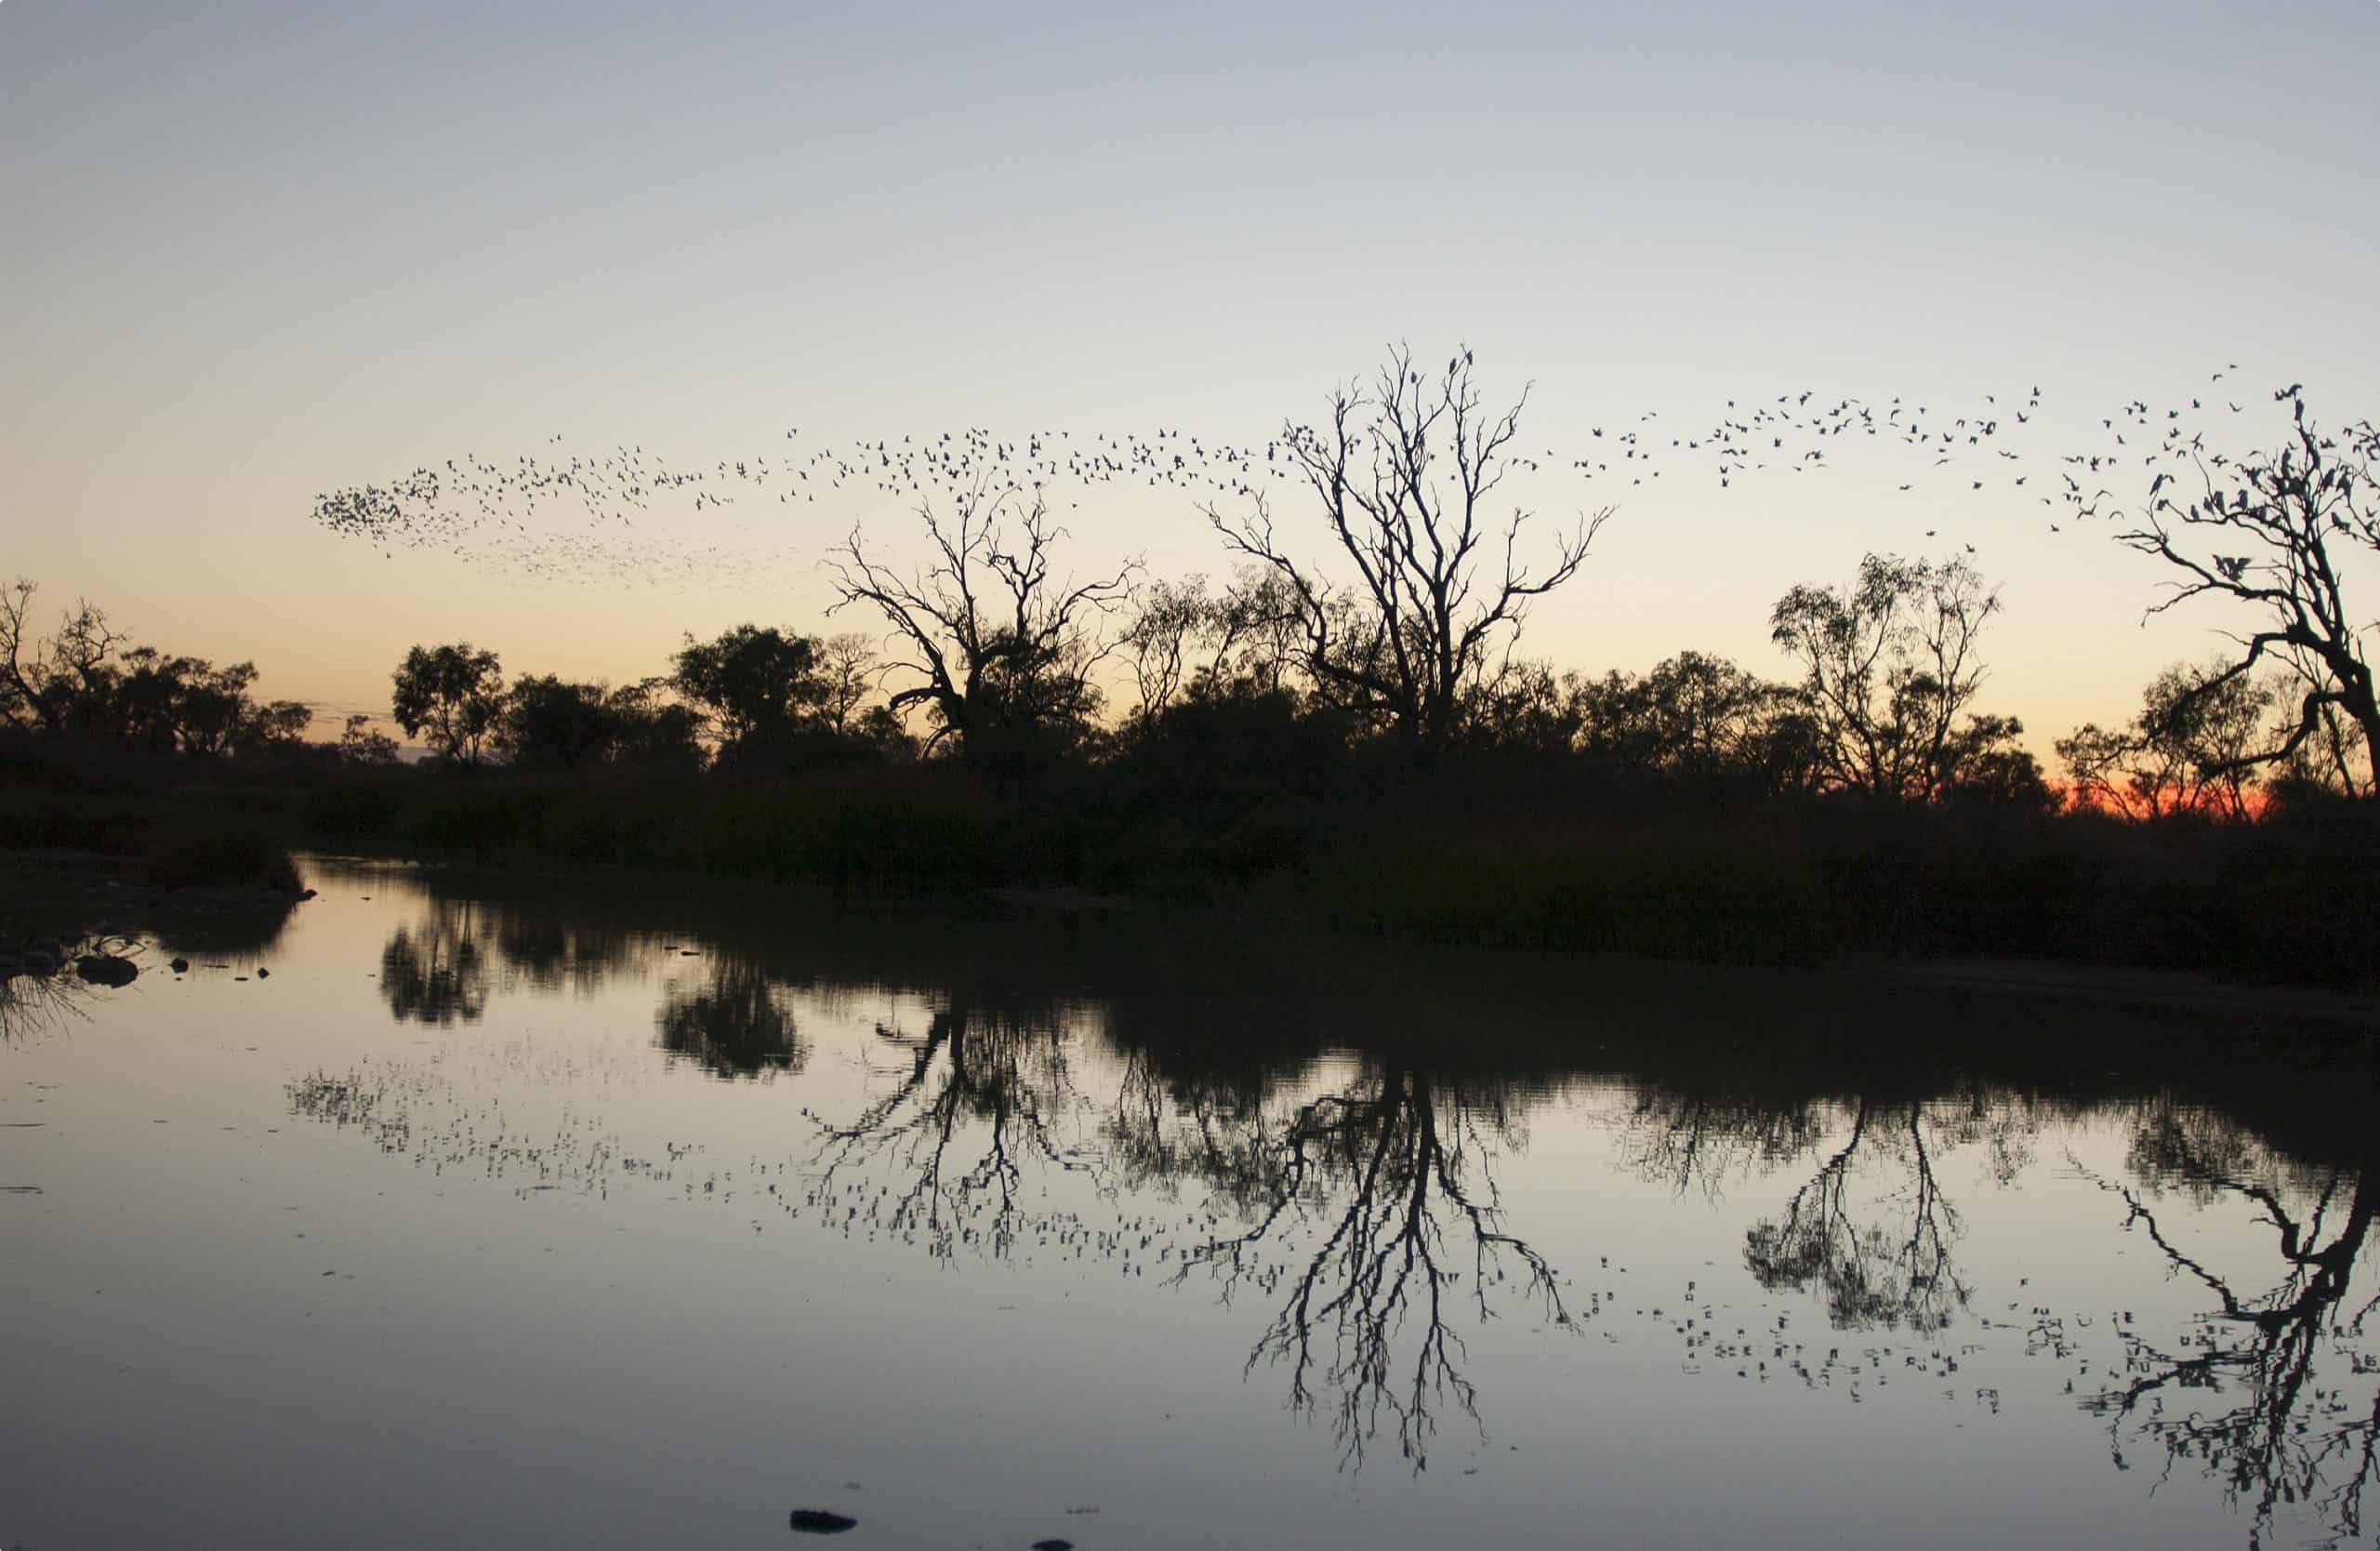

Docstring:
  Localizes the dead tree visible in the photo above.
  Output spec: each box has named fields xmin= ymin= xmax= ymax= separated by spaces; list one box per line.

xmin=2120 ymin=391 xmax=2379 ymax=796
xmin=825 ymin=484 xmax=1136 ymax=758
xmin=1208 ymin=346 xmax=1606 ymax=749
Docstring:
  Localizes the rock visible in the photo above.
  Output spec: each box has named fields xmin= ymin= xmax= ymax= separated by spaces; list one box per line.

xmin=787 ymin=1509 xmax=858 ymax=1534
xmin=256 ymin=966 xmax=271 ymax=979
xmin=74 ymin=954 xmax=139 ymax=988
xmin=21 ymin=949 xmax=59 ymax=975
xmin=169 ymin=958 xmax=191 ymax=974
xmin=298 ymin=889 xmax=317 ymax=901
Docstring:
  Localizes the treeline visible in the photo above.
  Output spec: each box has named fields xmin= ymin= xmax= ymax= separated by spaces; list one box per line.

xmin=3 ymin=563 xmax=2363 ymax=828
xmin=5 ymin=350 xmax=2373 ymax=985
xmin=0 ymin=579 xmax=314 ymax=760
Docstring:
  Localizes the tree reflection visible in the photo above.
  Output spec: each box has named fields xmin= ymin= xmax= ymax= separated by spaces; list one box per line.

xmin=0 ymin=954 xmax=92 ymax=1041
xmin=1741 ymin=1097 xmax=1970 ymax=1333
xmin=2082 ymin=1109 xmax=2378 ymax=1551
xmin=656 ymin=959 xmax=807 ymax=1080
xmin=377 ymin=899 xmax=642 ymax=1026
xmin=378 ymin=906 xmax=490 ymax=1025
xmin=805 ymin=999 xmax=1092 ymax=1257
xmin=1169 ymin=1067 xmax=1572 ymax=1471
xmin=1622 ymin=1089 xmax=1825 ymax=1198
xmin=492 ymin=912 xmax=633 ymax=995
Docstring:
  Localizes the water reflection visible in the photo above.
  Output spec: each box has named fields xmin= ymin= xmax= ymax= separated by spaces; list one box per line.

xmin=0 ymin=957 xmax=92 ymax=1041
xmin=2084 ymin=1108 xmax=2378 ymax=1550
xmin=293 ymin=864 xmax=2380 ymax=1536
xmin=806 ymin=998 xmax=1090 ymax=1253
xmin=378 ymin=908 xmax=491 ymax=1026
xmin=657 ymin=959 xmax=809 ymax=1079
xmin=1165 ymin=1067 xmax=1572 ymax=1468
xmin=1741 ymin=1098 xmax=1972 ymax=1333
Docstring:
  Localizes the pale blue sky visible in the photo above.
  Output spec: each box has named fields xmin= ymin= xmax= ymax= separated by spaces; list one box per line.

xmin=5 ymin=1 xmax=2373 ymax=738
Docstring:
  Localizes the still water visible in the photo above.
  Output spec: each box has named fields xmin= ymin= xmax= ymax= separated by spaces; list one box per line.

xmin=3 ymin=859 xmax=2373 ymax=1549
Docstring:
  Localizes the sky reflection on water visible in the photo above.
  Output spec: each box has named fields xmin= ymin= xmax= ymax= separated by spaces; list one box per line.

xmin=3 ymin=859 xmax=2373 ymax=1550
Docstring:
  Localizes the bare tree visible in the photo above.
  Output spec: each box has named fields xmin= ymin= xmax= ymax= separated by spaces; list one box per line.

xmin=1 ymin=578 xmax=123 ymax=735
xmin=1770 ymin=552 xmax=2005 ymax=801
xmin=2119 ymin=391 xmax=2379 ymax=796
xmin=826 ymin=484 xmax=1137 ymax=758
xmin=1208 ymin=346 xmax=1606 ymax=748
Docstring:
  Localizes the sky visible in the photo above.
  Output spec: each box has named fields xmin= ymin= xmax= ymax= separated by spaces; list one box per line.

xmin=4 ymin=0 xmax=2374 ymax=748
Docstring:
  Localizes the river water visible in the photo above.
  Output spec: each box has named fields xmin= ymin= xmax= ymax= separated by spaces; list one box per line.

xmin=3 ymin=857 xmax=2373 ymax=1549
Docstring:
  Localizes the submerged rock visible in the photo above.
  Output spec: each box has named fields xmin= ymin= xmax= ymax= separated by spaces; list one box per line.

xmin=169 ymin=958 xmax=191 ymax=974
xmin=1032 ymin=1541 xmax=1075 ymax=1550
xmin=788 ymin=1508 xmax=858 ymax=1534
xmin=74 ymin=954 xmax=139 ymax=988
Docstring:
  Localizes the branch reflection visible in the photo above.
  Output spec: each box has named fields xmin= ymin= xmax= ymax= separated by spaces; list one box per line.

xmin=804 ymin=998 xmax=1094 ymax=1258
xmin=2083 ymin=1108 xmax=2377 ymax=1551
xmin=1164 ymin=1066 xmax=1573 ymax=1471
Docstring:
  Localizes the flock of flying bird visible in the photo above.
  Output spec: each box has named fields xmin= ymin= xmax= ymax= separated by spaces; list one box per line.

xmin=308 ymin=366 xmax=2286 ymax=589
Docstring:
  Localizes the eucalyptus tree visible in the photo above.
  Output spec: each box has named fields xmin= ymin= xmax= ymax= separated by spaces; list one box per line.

xmin=390 ymin=643 xmax=505 ymax=768
xmin=1769 ymin=552 xmax=2009 ymax=801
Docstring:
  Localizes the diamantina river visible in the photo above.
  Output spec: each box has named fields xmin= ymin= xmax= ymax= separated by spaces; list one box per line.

xmin=3 ymin=857 xmax=2374 ymax=1549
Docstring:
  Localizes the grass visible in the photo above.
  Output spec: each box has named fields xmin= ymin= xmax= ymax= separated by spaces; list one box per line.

xmin=0 ymin=787 xmax=302 ymax=893
xmin=5 ymin=736 xmax=2374 ymax=989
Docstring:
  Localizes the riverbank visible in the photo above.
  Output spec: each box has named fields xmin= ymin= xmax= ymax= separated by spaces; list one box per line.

xmin=293 ymin=763 xmax=2380 ymax=989
xmin=5 ymin=753 xmax=2375 ymax=993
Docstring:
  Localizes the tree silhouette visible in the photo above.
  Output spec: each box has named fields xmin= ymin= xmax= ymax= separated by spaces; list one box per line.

xmin=1770 ymin=552 xmax=2020 ymax=802
xmin=826 ymin=486 xmax=1135 ymax=761
xmin=390 ymin=643 xmax=505 ymax=768
xmin=2118 ymin=391 xmax=2379 ymax=797
xmin=2057 ymin=660 xmax=2278 ymax=821
xmin=1208 ymin=346 xmax=1604 ymax=749
xmin=671 ymin=624 xmax=827 ymax=752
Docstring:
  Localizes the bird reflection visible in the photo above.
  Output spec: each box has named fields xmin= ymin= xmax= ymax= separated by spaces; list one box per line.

xmin=308 ymin=868 xmax=2378 ymax=1531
